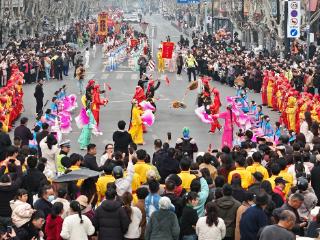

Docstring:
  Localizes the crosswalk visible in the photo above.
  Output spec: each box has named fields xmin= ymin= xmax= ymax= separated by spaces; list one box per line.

xmin=85 ymin=69 xmax=187 ymax=83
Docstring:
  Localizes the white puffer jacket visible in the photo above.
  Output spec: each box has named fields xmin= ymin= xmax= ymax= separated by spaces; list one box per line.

xmin=10 ymin=200 xmax=34 ymax=228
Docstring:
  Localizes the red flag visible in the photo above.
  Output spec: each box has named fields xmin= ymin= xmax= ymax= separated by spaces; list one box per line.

xmin=106 ymin=83 xmax=112 ymax=91
xmin=104 ymin=83 xmax=112 ymax=91
xmin=165 ymin=75 xmax=170 ymax=86
xmin=162 ymin=42 xmax=175 ymax=59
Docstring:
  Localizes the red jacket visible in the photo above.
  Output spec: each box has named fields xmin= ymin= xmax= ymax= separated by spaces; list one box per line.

xmin=273 ymin=186 xmax=286 ymax=203
xmin=45 ymin=214 xmax=63 ymax=240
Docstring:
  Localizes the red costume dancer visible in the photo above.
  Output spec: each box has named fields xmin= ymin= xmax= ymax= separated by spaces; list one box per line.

xmin=210 ymin=88 xmax=222 ymax=133
xmin=261 ymin=70 xmax=269 ymax=106
xmin=295 ymin=97 xmax=304 ymax=134
xmin=91 ymin=85 xmax=108 ymax=126
xmin=271 ymin=77 xmax=279 ymax=111
xmin=133 ymin=86 xmax=146 ymax=104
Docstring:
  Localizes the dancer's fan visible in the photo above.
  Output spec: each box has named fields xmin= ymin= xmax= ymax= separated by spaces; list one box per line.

xmin=188 ymin=81 xmax=198 ymax=91
xmin=172 ymin=100 xmax=187 ymax=109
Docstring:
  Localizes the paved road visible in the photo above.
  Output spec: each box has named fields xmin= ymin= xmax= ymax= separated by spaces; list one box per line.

xmin=15 ymin=13 xmax=279 ymax=155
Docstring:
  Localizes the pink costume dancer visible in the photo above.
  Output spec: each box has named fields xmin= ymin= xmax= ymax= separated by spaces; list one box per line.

xmin=214 ymin=105 xmax=240 ymax=148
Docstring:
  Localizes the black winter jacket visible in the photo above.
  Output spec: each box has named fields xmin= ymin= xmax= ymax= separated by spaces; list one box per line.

xmin=93 ymin=199 xmax=130 ymax=240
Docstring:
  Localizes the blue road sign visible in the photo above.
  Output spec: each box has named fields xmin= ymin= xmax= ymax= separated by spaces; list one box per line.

xmin=177 ymin=0 xmax=188 ymax=3
xmin=290 ymin=29 xmax=298 ymax=37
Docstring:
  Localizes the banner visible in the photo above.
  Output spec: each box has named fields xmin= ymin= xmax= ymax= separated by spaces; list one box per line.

xmin=287 ymin=1 xmax=301 ymax=38
xmin=88 ymin=23 xmax=96 ymax=35
xmin=162 ymin=42 xmax=175 ymax=59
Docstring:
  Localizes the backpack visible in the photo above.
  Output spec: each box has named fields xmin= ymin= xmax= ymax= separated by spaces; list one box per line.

xmin=181 ymin=138 xmax=193 ymax=155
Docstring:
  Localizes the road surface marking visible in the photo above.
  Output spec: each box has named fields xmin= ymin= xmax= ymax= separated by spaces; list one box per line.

xmin=101 ymin=73 xmax=110 ymax=79
xmin=131 ymin=74 xmax=138 ymax=80
xmin=116 ymin=73 xmax=124 ymax=79
xmin=86 ymin=73 xmax=95 ymax=80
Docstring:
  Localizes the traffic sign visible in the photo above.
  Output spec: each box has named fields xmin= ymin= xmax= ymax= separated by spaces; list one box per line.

xmin=290 ymin=29 xmax=298 ymax=37
xmin=287 ymin=1 xmax=301 ymax=38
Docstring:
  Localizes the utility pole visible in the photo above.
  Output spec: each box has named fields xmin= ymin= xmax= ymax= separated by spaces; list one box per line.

xmin=306 ymin=0 xmax=311 ymax=60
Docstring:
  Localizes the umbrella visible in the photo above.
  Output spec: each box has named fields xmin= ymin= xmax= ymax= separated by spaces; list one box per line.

xmin=53 ymin=168 xmax=100 ymax=183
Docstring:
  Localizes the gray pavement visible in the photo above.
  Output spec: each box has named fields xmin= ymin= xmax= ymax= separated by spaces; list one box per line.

xmin=14 ymin=13 xmax=280 ymax=156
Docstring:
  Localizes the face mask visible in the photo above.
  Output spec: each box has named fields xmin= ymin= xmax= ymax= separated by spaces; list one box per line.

xmin=48 ymin=195 xmax=55 ymax=202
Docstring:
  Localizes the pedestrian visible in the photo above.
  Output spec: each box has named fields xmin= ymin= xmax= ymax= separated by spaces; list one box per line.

xmin=76 ymin=64 xmax=85 ymax=95
xmin=196 ymin=202 xmax=226 ymax=240
xmin=215 ymin=184 xmax=241 ymax=240
xmin=138 ymin=54 xmax=148 ymax=78
xmin=185 ymin=51 xmax=197 ymax=82
xmin=34 ymin=185 xmax=54 ymax=219
xmin=176 ymin=52 xmax=183 ymax=77
xmin=112 ymin=120 xmax=133 ymax=155
xmin=0 ymin=58 xmax=8 ymax=86
xmin=62 ymin=54 xmax=70 ymax=76
xmin=175 ymin=127 xmax=198 ymax=160
xmin=239 ymin=193 xmax=269 ymax=240
xmin=93 ymin=187 xmax=130 ymax=239
xmin=0 ymin=121 xmax=12 ymax=161
xmin=52 ymin=188 xmax=70 ymax=219
xmin=13 ymin=117 xmax=33 ymax=147
xmin=145 ymin=196 xmax=180 ymax=240
xmin=36 ymin=122 xmax=50 ymax=157
xmin=83 ymin=144 xmax=103 ymax=172
xmin=16 ymin=211 xmax=46 ymax=240
xmin=34 ymin=79 xmax=44 ymax=118
xmin=92 ymin=43 xmax=96 ymax=58
xmin=113 ymin=155 xmax=134 ymax=197
xmin=10 ymin=189 xmax=35 ymax=228
xmin=235 ymin=192 xmax=255 ymax=240
xmin=60 ymin=201 xmax=95 ymax=240
xmin=180 ymin=191 xmax=199 ymax=240
xmin=44 ymin=54 xmax=52 ymax=80
xmin=259 ymin=210 xmax=296 ymax=240
xmin=135 ymin=187 xmax=149 ymax=239
xmin=55 ymin=53 xmax=63 ymax=81
xmin=273 ymin=193 xmax=306 ymax=236
xmin=145 ymin=179 xmax=161 ymax=222
xmin=39 ymin=134 xmax=60 ymax=179
xmin=45 ymin=202 xmax=64 ymax=240
xmin=84 ymin=47 xmax=90 ymax=68
xmin=123 ymin=192 xmax=143 ymax=240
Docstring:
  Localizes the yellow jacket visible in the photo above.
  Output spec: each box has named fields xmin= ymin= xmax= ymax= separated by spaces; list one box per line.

xmin=246 ymin=163 xmax=269 ymax=180
xmin=125 ymin=171 xmax=141 ymax=193
xmin=279 ymin=170 xmax=293 ymax=196
xmin=134 ymin=161 xmax=153 ymax=184
xmin=178 ymin=171 xmax=196 ymax=191
xmin=266 ymin=175 xmax=279 ymax=190
xmin=96 ymin=174 xmax=115 ymax=199
xmin=228 ymin=167 xmax=253 ymax=189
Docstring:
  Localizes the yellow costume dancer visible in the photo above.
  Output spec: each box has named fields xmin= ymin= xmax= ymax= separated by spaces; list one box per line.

xmin=267 ymin=78 xmax=274 ymax=108
xmin=286 ymin=96 xmax=297 ymax=131
xmin=157 ymin=49 xmax=165 ymax=73
xmin=129 ymin=102 xmax=144 ymax=145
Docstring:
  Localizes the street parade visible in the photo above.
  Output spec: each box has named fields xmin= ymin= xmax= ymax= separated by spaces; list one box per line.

xmin=1 ymin=0 xmax=320 ymax=240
